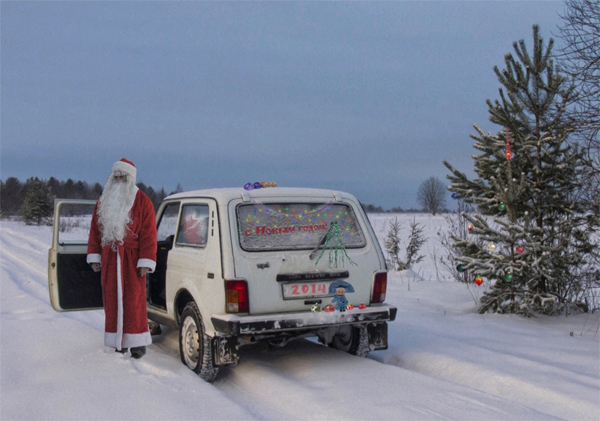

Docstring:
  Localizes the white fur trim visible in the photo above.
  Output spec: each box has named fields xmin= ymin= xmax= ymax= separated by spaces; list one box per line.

xmin=122 ymin=332 xmax=152 ymax=348
xmin=116 ymin=250 xmax=124 ymax=350
xmin=112 ymin=160 xmax=137 ymax=180
xmin=137 ymin=258 xmax=156 ymax=273
xmin=87 ymin=254 xmax=102 ymax=264
xmin=105 ymin=332 xmax=151 ymax=349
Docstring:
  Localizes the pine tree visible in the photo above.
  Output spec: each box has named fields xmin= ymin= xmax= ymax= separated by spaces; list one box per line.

xmin=21 ymin=178 xmax=53 ymax=225
xmin=444 ymin=26 xmax=597 ymax=315
xmin=0 ymin=177 xmax=24 ymax=216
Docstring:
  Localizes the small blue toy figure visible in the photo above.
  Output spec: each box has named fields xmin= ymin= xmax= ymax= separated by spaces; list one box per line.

xmin=329 ymin=279 xmax=355 ymax=312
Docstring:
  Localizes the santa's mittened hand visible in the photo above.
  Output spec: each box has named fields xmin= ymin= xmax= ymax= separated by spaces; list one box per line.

xmin=139 ymin=267 xmax=150 ymax=277
xmin=91 ymin=263 xmax=101 ymax=272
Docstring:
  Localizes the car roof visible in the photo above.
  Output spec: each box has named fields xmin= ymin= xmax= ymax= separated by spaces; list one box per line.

xmin=166 ymin=187 xmax=357 ymax=205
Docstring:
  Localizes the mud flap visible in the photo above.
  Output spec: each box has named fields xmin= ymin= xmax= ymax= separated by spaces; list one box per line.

xmin=212 ymin=336 xmax=239 ymax=366
xmin=148 ymin=320 xmax=162 ymax=336
xmin=367 ymin=322 xmax=388 ymax=350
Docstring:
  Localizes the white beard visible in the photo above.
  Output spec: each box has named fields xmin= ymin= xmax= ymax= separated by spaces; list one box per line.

xmin=97 ymin=177 xmax=137 ymax=248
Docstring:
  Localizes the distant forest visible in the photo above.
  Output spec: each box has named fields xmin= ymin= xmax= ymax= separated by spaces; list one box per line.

xmin=0 ymin=176 xmax=175 ymax=217
xmin=0 ymin=176 xmax=424 ymax=218
xmin=361 ymin=204 xmax=428 ymax=214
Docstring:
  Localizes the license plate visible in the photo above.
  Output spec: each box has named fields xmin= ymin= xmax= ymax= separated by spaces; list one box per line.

xmin=282 ymin=281 xmax=333 ymax=300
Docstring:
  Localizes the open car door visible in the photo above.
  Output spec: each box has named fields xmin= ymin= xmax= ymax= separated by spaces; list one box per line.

xmin=48 ymin=199 xmax=103 ymax=312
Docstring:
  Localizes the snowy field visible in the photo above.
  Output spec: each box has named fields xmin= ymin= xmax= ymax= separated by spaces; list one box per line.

xmin=1 ymin=215 xmax=598 ymax=420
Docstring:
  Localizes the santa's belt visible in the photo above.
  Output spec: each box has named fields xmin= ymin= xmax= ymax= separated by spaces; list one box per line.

xmin=111 ymin=239 xmax=139 ymax=249
xmin=123 ymin=239 xmax=139 ymax=248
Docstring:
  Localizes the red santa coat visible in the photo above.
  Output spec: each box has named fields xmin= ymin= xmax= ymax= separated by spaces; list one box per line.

xmin=87 ymin=188 xmax=157 ymax=350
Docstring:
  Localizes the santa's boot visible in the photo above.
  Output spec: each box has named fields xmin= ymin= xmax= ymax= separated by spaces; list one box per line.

xmin=131 ymin=346 xmax=146 ymax=359
xmin=115 ymin=348 xmax=128 ymax=354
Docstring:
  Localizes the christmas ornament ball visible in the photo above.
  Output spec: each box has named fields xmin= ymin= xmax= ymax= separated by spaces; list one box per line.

xmin=468 ymin=224 xmax=474 ymax=232
xmin=324 ymin=304 xmax=335 ymax=312
xmin=311 ymin=304 xmax=322 ymax=313
xmin=475 ymin=276 xmax=483 ymax=286
xmin=358 ymin=303 xmax=367 ymax=310
xmin=498 ymin=202 xmax=506 ymax=211
xmin=456 ymin=264 xmax=465 ymax=273
xmin=347 ymin=304 xmax=354 ymax=310
xmin=516 ymin=246 xmax=524 ymax=254
xmin=506 ymin=274 xmax=514 ymax=283
xmin=487 ymin=242 xmax=497 ymax=252
xmin=451 ymin=193 xmax=459 ymax=199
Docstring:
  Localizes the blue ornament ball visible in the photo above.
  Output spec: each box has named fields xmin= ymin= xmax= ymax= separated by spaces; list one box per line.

xmin=243 ymin=182 xmax=254 ymax=191
xmin=451 ymin=193 xmax=459 ymax=199
xmin=253 ymin=182 xmax=262 ymax=189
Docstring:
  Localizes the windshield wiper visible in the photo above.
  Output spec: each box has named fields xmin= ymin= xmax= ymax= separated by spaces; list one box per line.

xmin=309 ymin=221 xmax=337 ymax=260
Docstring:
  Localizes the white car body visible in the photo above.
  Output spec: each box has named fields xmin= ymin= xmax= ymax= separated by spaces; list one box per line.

xmin=48 ymin=187 xmax=396 ymax=381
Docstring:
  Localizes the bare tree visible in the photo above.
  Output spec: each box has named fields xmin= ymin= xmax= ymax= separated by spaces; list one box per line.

xmin=417 ymin=176 xmax=447 ymax=215
xmin=558 ymin=0 xmax=600 ymax=206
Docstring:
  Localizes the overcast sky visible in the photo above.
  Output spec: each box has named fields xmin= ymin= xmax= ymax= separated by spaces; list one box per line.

xmin=1 ymin=1 xmax=566 ymax=209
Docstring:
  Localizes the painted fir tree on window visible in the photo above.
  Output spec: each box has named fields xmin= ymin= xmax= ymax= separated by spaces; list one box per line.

xmin=444 ymin=26 xmax=597 ymax=316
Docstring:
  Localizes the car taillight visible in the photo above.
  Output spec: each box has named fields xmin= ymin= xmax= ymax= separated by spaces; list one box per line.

xmin=226 ymin=280 xmax=249 ymax=313
xmin=371 ymin=272 xmax=387 ymax=303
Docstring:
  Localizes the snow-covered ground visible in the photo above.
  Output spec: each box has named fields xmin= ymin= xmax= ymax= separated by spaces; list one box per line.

xmin=1 ymin=216 xmax=598 ymax=420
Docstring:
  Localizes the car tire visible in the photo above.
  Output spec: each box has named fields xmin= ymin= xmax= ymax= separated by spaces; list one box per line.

xmin=179 ymin=302 xmax=220 ymax=382
xmin=329 ymin=324 xmax=371 ymax=358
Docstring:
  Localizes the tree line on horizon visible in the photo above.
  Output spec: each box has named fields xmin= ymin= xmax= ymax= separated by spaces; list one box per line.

xmin=0 ymin=176 xmax=429 ymax=222
xmin=0 ymin=176 xmax=179 ymax=222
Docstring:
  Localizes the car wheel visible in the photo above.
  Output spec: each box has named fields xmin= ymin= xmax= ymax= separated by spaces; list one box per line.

xmin=179 ymin=302 xmax=220 ymax=382
xmin=329 ymin=325 xmax=371 ymax=358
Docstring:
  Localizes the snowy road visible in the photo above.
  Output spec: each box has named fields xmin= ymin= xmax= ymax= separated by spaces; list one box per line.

xmin=1 ymin=220 xmax=598 ymax=420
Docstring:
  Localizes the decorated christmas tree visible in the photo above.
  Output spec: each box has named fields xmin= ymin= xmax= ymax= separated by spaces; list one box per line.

xmin=444 ymin=26 xmax=597 ymax=315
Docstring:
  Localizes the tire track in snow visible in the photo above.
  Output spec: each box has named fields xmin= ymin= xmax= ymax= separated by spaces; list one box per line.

xmin=213 ymin=340 xmax=551 ymax=420
xmin=0 ymin=223 xmax=50 ymax=260
xmin=388 ymin=351 xmax=595 ymax=419
xmin=0 ymin=222 xmax=105 ymax=332
xmin=380 ymin=318 xmax=599 ymax=421
xmin=2 ymin=220 xmax=595 ymax=420
xmin=0 ymin=241 xmax=52 ymax=306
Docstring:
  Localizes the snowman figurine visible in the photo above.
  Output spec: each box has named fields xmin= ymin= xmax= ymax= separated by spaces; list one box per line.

xmin=328 ymin=280 xmax=355 ymax=312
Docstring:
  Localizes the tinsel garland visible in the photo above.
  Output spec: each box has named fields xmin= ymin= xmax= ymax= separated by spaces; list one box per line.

xmin=314 ymin=221 xmax=357 ymax=268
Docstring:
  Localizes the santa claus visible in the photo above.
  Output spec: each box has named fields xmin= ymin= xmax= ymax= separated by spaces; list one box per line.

xmin=87 ymin=158 xmax=157 ymax=359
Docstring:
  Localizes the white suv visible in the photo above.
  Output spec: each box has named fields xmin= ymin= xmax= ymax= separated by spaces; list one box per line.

xmin=48 ymin=187 xmax=396 ymax=381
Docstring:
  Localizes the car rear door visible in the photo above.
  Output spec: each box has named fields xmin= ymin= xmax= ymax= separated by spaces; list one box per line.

xmin=48 ymin=199 xmax=103 ymax=311
xmin=230 ymin=197 xmax=383 ymax=314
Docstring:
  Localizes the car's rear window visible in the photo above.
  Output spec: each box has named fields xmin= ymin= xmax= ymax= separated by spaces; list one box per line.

xmin=237 ymin=202 xmax=366 ymax=251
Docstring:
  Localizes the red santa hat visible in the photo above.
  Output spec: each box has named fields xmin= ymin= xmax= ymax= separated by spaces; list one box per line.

xmin=112 ymin=158 xmax=137 ymax=180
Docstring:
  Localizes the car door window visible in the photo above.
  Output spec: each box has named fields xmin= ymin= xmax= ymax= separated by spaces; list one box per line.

xmin=57 ymin=203 xmax=96 ymax=245
xmin=176 ymin=204 xmax=209 ymax=247
xmin=157 ymin=202 xmax=180 ymax=242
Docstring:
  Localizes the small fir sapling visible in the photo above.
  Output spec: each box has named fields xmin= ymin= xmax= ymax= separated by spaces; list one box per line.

xmin=384 ymin=218 xmax=402 ymax=270
xmin=385 ymin=217 xmax=426 ymax=271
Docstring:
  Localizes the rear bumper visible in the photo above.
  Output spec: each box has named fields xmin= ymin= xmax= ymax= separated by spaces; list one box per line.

xmin=211 ymin=304 xmax=397 ymax=336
